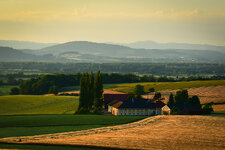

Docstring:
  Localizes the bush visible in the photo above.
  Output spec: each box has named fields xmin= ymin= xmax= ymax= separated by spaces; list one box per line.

xmin=149 ymin=88 xmax=155 ymax=93
xmin=202 ymin=103 xmax=214 ymax=115
xmin=171 ymin=106 xmax=180 ymax=115
xmin=9 ymin=87 xmax=20 ymax=95
xmin=153 ymin=92 xmax=161 ymax=100
xmin=134 ymin=84 xmax=145 ymax=98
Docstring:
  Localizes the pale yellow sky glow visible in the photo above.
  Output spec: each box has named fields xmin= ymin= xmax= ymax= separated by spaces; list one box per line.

xmin=0 ymin=0 xmax=225 ymax=45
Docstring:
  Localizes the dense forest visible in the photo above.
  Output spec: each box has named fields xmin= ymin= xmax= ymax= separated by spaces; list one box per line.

xmin=0 ymin=62 xmax=225 ymax=75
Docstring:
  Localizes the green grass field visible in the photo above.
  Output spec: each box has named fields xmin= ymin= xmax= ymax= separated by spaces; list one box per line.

xmin=0 ymin=143 xmax=96 ymax=150
xmin=60 ymin=84 xmax=118 ymax=92
xmin=111 ymin=80 xmax=225 ymax=93
xmin=0 ymin=85 xmax=17 ymax=95
xmin=0 ymin=95 xmax=79 ymax=115
xmin=0 ymin=95 xmax=146 ymax=149
xmin=0 ymin=143 xmax=97 ymax=150
xmin=0 ymin=115 xmax=146 ymax=138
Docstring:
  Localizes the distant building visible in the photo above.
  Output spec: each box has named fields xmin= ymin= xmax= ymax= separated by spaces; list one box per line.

xmin=108 ymin=98 xmax=166 ymax=116
xmin=161 ymin=105 xmax=171 ymax=115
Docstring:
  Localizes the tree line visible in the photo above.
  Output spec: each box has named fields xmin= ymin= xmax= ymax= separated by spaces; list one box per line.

xmin=167 ymin=90 xmax=213 ymax=115
xmin=9 ymin=72 xmax=225 ymax=95
xmin=1 ymin=62 xmax=225 ymax=75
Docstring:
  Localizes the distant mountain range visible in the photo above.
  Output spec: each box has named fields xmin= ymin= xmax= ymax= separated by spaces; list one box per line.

xmin=0 ymin=40 xmax=225 ymax=63
xmin=123 ymin=40 xmax=225 ymax=53
xmin=0 ymin=47 xmax=62 ymax=62
xmin=0 ymin=40 xmax=56 ymax=50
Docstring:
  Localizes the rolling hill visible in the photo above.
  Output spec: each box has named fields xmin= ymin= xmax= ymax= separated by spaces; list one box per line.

xmin=1 ymin=41 xmax=225 ymax=63
xmin=1 ymin=115 xmax=224 ymax=149
xmin=34 ymin=41 xmax=225 ymax=63
xmin=0 ymin=40 xmax=56 ymax=50
xmin=0 ymin=47 xmax=66 ymax=62
xmin=0 ymin=95 xmax=79 ymax=115
xmin=124 ymin=40 xmax=225 ymax=53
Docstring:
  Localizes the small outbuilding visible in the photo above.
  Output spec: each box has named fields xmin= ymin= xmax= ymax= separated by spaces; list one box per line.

xmin=161 ymin=105 xmax=171 ymax=115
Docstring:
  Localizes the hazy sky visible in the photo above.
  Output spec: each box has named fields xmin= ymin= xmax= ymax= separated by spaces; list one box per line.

xmin=0 ymin=0 xmax=225 ymax=45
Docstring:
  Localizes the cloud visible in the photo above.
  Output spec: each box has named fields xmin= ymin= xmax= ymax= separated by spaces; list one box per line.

xmin=67 ymin=8 xmax=201 ymax=19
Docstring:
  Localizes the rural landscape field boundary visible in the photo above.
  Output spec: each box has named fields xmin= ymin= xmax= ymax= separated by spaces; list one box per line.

xmin=1 ymin=115 xmax=225 ymax=150
xmin=0 ymin=116 xmax=160 ymax=143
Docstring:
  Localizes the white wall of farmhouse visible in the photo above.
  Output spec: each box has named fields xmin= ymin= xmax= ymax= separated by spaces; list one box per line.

xmin=111 ymin=107 xmax=162 ymax=116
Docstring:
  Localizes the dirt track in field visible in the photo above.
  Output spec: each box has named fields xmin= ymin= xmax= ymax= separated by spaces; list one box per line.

xmin=1 ymin=115 xmax=225 ymax=150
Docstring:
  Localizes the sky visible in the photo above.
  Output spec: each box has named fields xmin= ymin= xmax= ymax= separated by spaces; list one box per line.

xmin=0 ymin=0 xmax=225 ymax=45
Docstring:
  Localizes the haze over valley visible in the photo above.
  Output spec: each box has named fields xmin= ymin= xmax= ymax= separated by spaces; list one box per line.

xmin=1 ymin=40 xmax=225 ymax=63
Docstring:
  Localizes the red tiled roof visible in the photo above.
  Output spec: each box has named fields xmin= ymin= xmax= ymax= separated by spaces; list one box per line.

xmin=103 ymin=94 xmax=134 ymax=104
xmin=155 ymin=100 xmax=166 ymax=108
xmin=112 ymin=101 xmax=124 ymax=108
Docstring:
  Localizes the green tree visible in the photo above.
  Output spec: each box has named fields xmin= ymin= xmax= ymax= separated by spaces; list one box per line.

xmin=153 ymin=92 xmax=161 ymax=100
xmin=202 ymin=103 xmax=213 ymax=115
xmin=94 ymin=71 xmax=103 ymax=111
xmin=168 ymin=93 xmax=174 ymax=106
xmin=134 ymin=84 xmax=144 ymax=98
xmin=149 ymin=88 xmax=155 ymax=93
xmin=9 ymin=87 xmax=20 ymax=95
xmin=189 ymin=95 xmax=201 ymax=106
xmin=77 ymin=73 xmax=89 ymax=113
xmin=88 ymin=72 xmax=94 ymax=109
xmin=174 ymin=89 xmax=189 ymax=104
xmin=48 ymin=85 xmax=58 ymax=95
xmin=171 ymin=106 xmax=180 ymax=115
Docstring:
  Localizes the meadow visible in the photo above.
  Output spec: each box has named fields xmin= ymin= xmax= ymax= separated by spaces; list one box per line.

xmin=0 ymin=95 xmax=79 ymax=115
xmin=0 ymin=143 xmax=95 ymax=150
xmin=0 ymin=95 xmax=146 ymax=139
xmin=0 ymin=115 xmax=146 ymax=138
xmin=111 ymin=80 xmax=225 ymax=93
xmin=0 ymin=85 xmax=17 ymax=95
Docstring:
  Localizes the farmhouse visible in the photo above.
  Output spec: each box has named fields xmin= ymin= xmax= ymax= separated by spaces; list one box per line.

xmin=108 ymin=98 xmax=166 ymax=116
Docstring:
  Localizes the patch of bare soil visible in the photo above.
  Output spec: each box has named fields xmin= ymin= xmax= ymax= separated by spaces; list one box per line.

xmin=1 ymin=116 xmax=225 ymax=150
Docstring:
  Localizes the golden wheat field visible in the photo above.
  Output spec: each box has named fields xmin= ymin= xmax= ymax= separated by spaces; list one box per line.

xmin=1 ymin=115 xmax=224 ymax=150
xmin=143 ymin=85 xmax=225 ymax=104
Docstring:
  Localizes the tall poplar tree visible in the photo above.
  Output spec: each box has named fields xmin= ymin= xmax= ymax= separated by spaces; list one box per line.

xmin=175 ymin=89 xmax=189 ymax=104
xmin=94 ymin=71 xmax=103 ymax=110
xmin=88 ymin=72 xmax=94 ymax=109
xmin=77 ymin=71 xmax=103 ymax=114
xmin=168 ymin=93 xmax=174 ymax=106
xmin=78 ymin=74 xmax=85 ymax=112
xmin=78 ymin=73 xmax=91 ymax=113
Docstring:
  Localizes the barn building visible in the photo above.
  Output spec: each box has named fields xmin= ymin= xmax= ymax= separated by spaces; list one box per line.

xmin=108 ymin=98 xmax=166 ymax=116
